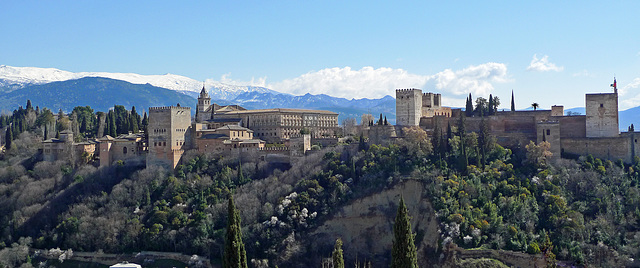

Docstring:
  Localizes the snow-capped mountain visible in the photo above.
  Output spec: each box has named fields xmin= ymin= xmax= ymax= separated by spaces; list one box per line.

xmin=0 ymin=65 xmax=279 ymax=100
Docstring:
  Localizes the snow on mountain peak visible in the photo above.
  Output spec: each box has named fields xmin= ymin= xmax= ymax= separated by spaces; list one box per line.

xmin=0 ymin=65 xmax=278 ymax=100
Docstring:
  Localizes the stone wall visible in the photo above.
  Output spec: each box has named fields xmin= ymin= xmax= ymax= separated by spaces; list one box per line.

xmin=396 ymin=89 xmax=422 ymax=126
xmin=558 ymin=116 xmax=586 ymax=138
xmin=586 ymin=93 xmax=619 ymax=137
xmin=147 ymin=106 xmax=191 ymax=168
xmin=561 ymin=136 xmax=632 ymax=162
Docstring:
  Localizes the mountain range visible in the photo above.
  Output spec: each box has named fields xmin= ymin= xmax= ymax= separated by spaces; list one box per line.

xmin=0 ymin=65 xmax=395 ymax=123
xmin=1 ymin=65 xmax=638 ymax=129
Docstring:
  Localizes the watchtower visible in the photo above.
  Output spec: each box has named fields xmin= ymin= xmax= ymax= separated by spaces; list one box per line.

xmin=147 ymin=105 xmax=192 ymax=168
xmin=585 ymin=93 xmax=619 ymax=137
xmin=196 ymin=85 xmax=211 ymax=123
xmin=395 ymin=88 xmax=422 ymax=126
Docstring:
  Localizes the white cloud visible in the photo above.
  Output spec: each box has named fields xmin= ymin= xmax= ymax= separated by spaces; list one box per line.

xmin=268 ymin=66 xmax=429 ymax=99
xmin=429 ymin=62 xmax=510 ymax=96
xmin=619 ymin=78 xmax=640 ymax=109
xmin=261 ymin=63 xmax=509 ymax=99
xmin=526 ymin=54 xmax=564 ymax=72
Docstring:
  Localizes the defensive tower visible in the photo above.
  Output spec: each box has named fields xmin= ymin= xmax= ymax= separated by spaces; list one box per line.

xmin=585 ymin=84 xmax=619 ymax=138
xmin=147 ymin=105 xmax=192 ymax=168
xmin=395 ymin=88 xmax=422 ymax=126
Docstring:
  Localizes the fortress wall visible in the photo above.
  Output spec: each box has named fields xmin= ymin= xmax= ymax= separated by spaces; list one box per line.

xmin=558 ymin=116 xmax=586 ymax=138
xmin=561 ymin=136 xmax=632 ymax=162
xmin=396 ymin=89 xmax=422 ymax=126
xmin=586 ymin=93 xmax=619 ymax=137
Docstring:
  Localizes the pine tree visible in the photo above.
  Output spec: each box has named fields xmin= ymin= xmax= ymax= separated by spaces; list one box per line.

xmin=332 ymin=238 xmax=345 ymax=268
xmin=511 ymin=90 xmax=516 ymax=112
xmin=223 ymin=195 xmax=248 ymax=268
xmin=391 ymin=196 xmax=418 ymax=268
xmin=5 ymin=125 xmax=13 ymax=150
xmin=465 ymin=93 xmax=474 ymax=117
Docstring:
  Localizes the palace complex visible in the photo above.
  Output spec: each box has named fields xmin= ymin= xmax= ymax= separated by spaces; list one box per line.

xmin=394 ymin=84 xmax=640 ymax=163
xmin=39 ymin=81 xmax=639 ymax=169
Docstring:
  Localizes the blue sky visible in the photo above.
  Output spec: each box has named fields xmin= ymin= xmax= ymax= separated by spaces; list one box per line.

xmin=2 ymin=1 xmax=639 ymax=110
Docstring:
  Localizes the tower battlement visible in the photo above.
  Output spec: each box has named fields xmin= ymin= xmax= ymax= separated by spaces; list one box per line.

xmin=149 ymin=106 xmax=191 ymax=112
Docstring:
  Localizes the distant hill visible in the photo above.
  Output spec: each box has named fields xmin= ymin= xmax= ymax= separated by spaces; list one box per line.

xmin=0 ymin=77 xmax=196 ymax=113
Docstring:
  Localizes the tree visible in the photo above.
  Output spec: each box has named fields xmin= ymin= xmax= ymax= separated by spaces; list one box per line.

xmin=5 ymin=125 xmax=12 ymax=150
xmin=511 ymin=90 xmax=516 ymax=112
xmin=384 ymin=116 xmax=388 ymax=126
xmin=525 ymin=141 xmax=552 ymax=169
xmin=465 ymin=93 xmax=474 ymax=117
xmin=391 ymin=196 xmax=418 ymax=268
xmin=332 ymin=238 xmax=345 ymax=268
xmin=492 ymin=96 xmax=500 ymax=114
xmin=531 ymin=103 xmax=539 ymax=111
xmin=475 ymin=97 xmax=488 ymax=116
xmin=378 ymin=114 xmax=383 ymax=125
xmin=488 ymin=94 xmax=494 ymax=115
xmin=223 ymin=195 xmax=248 ymax=268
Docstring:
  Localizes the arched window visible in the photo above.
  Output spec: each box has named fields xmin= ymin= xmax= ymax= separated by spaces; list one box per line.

xmin=123 ymin=147 xmax=127 ymax=154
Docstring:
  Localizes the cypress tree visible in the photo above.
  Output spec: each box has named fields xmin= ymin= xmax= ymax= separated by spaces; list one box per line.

xmin=488 ymin=94 xmax=494 ymax=115
xmin=465 ymin=93 xmax=474 ymax=117
xmin=223 ymin=195 xmax=248 ymax=268
xmin=332 ymin=238 xmax=345 ymax=268
xmin=379 ymin=114 xmax=383 ymax=125
xmin=391 ymin=196 xmax=418 ymax=268
xmin=384 ymin=116 xmax=388 ymax=125
xmin=26 ymin=99 xmax=33 ymax=110
xmin=108 ymin=111 xmax=117 ymax=137
xmin=358 ymin=134 xmax=366 ymax=151
xmin=5 ymin=125 xmax=13 ymax=150
xmin=44 ymin=124 xmax=48 ymax=140
xmin=511 ymin=90 xmax=516 ymax=112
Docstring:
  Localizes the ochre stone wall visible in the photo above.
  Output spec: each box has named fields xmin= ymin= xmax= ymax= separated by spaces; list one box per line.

xmin=586 ymin=93 xmax=619 ymax=138
xmin=561 ymin=136 xmax=632 ymax=162
xmin=558 ymin=116 xmax=586 ymax=138
xmin=396 ymin=89 xmax=422 ymax=126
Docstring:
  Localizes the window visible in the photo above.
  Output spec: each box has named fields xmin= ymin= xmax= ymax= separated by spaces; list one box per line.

xmin=600 ymin=103 xmax=603 ymax=107
xmin=546 ymin=129 xmax=550 ymax=135
xmin=123 ymin=147 xmax=127 ymax=154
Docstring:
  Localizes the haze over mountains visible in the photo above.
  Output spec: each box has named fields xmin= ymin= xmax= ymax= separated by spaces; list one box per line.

xmin=0 ymin=65 xmax=638 ymax=129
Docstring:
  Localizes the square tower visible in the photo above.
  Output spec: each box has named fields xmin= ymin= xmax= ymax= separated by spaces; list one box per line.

xmin=395 ymin=88 xmax=422 ymax=126
xmin=585 ymin=93 xmax=619 ymax=137
xmin=147 ymin=106 xmax=192 ymax=168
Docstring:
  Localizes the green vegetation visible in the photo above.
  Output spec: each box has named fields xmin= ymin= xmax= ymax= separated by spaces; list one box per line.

xmin=223 ymin=196 xmax=248 ymax=268
xmin=1 ymin=100 xmax=640 ymax=267
xmin=391 ymin=197 xmax=418 ymax=268
xmin=332 ymin=238 xmax=344 ymax=268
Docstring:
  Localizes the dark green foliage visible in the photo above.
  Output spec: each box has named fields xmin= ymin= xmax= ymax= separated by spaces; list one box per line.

xmin=332 ymin=238 xmax=345 ymax=268
xmin=391 ymin=197 xmax=418 ymax=268
xmin=223 ymin=196 xmax=248 ymax=268
xmin=488 ymin=94 xmax=494 ymax=116
xmin=511 ymin=90 xmax=515 ymax=112
xmin=5 ymin=125 xmax=12 ymax=149
xmin=466 ymin=93 xmax=474 ymax=117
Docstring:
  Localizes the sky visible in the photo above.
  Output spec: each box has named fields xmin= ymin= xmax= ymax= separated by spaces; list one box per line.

xmin=1 ymin=1 xmax=639 ymax=110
